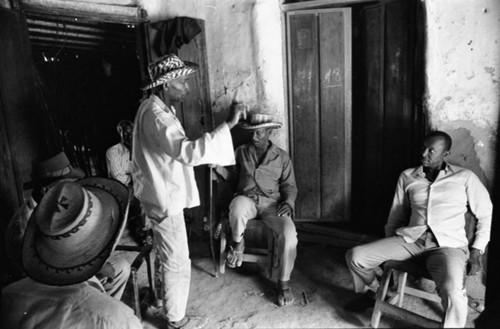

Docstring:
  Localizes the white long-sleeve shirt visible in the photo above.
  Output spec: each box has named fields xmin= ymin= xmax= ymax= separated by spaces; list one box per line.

xmin=106 ymin=143 xmax=132 ymax=185
xmin=385 ymin=164 xmax=492 ymax=252
xmin=132 ymin=95 xmax=235 ymax=220
xmin=1 ymin=277 xmax=141 ymax=329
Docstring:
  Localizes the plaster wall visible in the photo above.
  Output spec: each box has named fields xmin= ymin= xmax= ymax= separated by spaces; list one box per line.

xmin=425 ymin=0 xmax=500 ymax=189
xmin=139 ymin=0 xmax=288 ymax=149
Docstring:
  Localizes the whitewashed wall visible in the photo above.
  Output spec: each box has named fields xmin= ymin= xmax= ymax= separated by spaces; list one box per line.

xmin=139 ymin=0 xmax=287 ymax=149
xmin=425 ymin=0 xmax=500 ymax=189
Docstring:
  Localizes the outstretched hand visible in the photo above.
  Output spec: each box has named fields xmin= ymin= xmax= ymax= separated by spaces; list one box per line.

xmin=226 ymin=103 xmax=248 ymax=129
xmin=467 ymin=248 xmax=483 ymax=275
xmin=277 ymin=202 xmax=292 ymax=218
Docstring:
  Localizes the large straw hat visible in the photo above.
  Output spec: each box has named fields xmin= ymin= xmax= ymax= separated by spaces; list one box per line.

xmin=142 ymin=54 xmax=199 ymax=90
xmin=22 ymin=177 xmax=130 ymax=286
xmin=24 ymin=152 xmax=85 ymax=189
xmin=238 ymin=113 xmax=282 ymax=130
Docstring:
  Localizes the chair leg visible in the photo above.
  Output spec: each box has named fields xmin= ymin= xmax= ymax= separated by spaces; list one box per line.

xmin=132 ymin=269 xmax=141 ymax=321
xmin=220 ymin=227 xmax=227 ymax=275
xmin=396 ymin=271 xmax=408 ymax=307
xmin=266 ymin=229 xmax=274 ymax=279
xmin=371 ymin=266 xmax=393 ymax=328
xmin=145 ymin=247 xmax=156 ymax=301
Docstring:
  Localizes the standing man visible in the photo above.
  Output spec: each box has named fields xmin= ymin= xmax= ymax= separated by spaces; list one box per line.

xmin=344 ymin=131 xmax=492 ymax=327
xmin=106 ymin=119 xmax=134 ymax=186
xmin=224 ymin=113 xmax=298 ymax=307
xmin=132 ymin=54 xmax=246 ymax=329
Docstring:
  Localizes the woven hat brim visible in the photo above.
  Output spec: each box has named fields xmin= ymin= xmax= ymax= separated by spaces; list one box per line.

xmin=238 ymin=122 xmax=282 ymax=130
xmin=141 ymin=61 xmax=199 ymax=90
xmin=22 ymin=178 xmax=129 ymax=286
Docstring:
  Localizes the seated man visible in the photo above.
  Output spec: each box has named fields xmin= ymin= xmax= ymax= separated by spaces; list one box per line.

xmin=345 ymin=131 xmax=492 ymax=328
xmin=225 ymin=113 xmax=298 ymax=307
xmin=4 ymin=152 xmax=130 ymax=299
xmin=1 ymin=178 xmax=141 ymax=328
xmin=107 ymin=119 xmax=133 ymax=186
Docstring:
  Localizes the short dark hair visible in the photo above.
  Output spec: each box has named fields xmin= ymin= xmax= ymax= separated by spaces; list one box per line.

xmin=425 ymin=130 xmax=452 ymax=151
xmin=116 ymin=120 xmax=133 ymax=133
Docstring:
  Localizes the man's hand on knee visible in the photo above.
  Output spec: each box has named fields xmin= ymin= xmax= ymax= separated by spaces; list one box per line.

xmin=277 ymin=202 xmax=292 ymax=217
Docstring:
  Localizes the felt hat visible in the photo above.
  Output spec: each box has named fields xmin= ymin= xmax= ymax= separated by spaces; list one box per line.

xmin=24 ymin=152 xmax=85 ymax=189
xmin=238 ymin=113 xmax=282 ymax=130
xmin=22 ymin=177 xmax=130 ymax=286
xmin=142 ymin=54 xmax=199 ymax=90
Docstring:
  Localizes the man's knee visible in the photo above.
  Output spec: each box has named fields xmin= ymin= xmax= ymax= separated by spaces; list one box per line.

xmin=345 ymin=245 xmax=365 ymax=268
xmin=112 ymin=258 xmax=131 ymax=280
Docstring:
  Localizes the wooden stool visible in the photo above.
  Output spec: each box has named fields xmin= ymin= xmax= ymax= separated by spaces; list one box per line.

xmin=218 ymin=217 xmax=275 ymax=278
xmin=371 ymin=259 xmax=444 ymax=328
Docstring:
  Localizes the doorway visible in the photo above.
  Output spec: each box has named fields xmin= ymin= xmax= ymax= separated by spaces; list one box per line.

xmin=285 ymin=0 xmax=425 ymax=234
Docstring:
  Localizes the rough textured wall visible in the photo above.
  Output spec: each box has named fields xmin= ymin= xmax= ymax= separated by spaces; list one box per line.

xmin=139 ymin=0 xmax=287 ymax=149
xmin=425 ymin=0 xmax=500 ymax=189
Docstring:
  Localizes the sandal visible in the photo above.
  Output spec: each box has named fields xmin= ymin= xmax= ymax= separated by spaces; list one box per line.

xmin=226 ymin=246 xmax=244 ymax=268
xmin=278 ymin=287 xmax=295 ymax=307
xmin=166 ymin=316 xmax=209 ymax=329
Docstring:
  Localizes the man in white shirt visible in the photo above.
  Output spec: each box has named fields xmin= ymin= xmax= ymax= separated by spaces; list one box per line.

xmin=107 ymin=120 xmax=133 ymax=186
xmin=132 ymin=54 xmax=246 ymax=329
xmin=345 ymin=131 xmax=492 ymax=328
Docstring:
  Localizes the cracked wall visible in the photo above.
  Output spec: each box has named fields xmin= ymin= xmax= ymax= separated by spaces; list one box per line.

xmin=425 ymin=0 xmax=500 ymax=189
xmin=139 ymin=0 xmax=287 ymax=149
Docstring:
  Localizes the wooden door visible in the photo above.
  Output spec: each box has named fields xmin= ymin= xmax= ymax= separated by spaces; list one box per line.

xmin=351 ymin=0 xmax=424 ymax=235
xmin=287 ymin=8 xmax=352 ymax=222
xmin=0 ymin=7 xmax=48 ymax=218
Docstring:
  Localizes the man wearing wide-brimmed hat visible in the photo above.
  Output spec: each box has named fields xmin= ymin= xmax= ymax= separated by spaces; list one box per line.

xmin=224 ymin=113 xmax=298 ymax=307
xmin=4 ymin=152 xmax=131 ymax=301
xmin=1 ymin=178 xmax=142 ymax=328
xmin=132 ymin=54 xmax=247 ymax=329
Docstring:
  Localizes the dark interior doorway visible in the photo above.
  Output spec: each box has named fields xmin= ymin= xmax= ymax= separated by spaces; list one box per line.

xmin=26 ymin=12 xmax=143 ymax=177
xmin=351 ymin=0 xmax=425 ymax=236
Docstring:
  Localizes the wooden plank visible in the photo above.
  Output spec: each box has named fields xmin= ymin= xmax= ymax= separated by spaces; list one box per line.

xmin=22 ymin=0 xmax=148 ymax=24
xmin=382 ymin=0 xmax=416 ymax=201
xmin=282 ymin=0 xmax=369 ymax=12
xmin=288 ymin=12 xmax=321 ymax=220
xmin=319 ymin=10 xmax=345 ymax=222
xmin=354 ymin=5 xmax=386 ymax=227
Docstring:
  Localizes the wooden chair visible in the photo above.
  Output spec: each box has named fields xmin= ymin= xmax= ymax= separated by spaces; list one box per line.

xmin=218 ymin=216 xmax=276 ymax=279
xmin=371 ymin=258 xmax=446 ymax=328
xmin=371 ymin=213 xmax=479 ymax=328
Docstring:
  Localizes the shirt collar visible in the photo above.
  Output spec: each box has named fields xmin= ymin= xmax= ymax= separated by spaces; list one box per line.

xmin=413 ymin=162 xmax=454 ymax=178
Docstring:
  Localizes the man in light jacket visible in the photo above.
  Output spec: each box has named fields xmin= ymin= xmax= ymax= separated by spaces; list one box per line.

xmin=132 ymin=54 xmax=246 ymax=329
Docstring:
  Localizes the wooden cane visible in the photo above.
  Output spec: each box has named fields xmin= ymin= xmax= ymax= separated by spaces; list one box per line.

xmin=208 ymin=165 xmax=218 ymax=277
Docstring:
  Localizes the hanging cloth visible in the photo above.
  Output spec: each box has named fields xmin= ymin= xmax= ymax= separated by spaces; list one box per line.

xmin=152 ymin=17 xmax=202 ymax=55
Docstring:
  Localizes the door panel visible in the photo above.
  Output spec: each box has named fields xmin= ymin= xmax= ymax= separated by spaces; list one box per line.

xmin=287 ymin=8 xmax=352 ymax=222
xmin=288 ymin=13 xmax=321 ymax=220
xmin=352 ymin=0 xmax=423 ymax=234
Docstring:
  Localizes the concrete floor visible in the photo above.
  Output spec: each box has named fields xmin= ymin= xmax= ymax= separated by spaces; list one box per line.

xmin=116 ymin=228 xmax=483 ymax=328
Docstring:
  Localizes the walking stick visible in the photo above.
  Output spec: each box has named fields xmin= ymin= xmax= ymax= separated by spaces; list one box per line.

xmin=208 ymin=165 xmax=218 ymax=277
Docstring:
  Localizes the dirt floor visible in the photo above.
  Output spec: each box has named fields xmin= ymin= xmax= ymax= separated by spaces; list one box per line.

xmin=115 ymin=226 xmax=484 ymax=328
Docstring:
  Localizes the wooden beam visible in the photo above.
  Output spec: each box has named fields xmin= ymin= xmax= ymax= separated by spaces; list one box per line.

xmin=66 ymin=0 xmax=139 ymax=5
xmin=21 ymin=0 xmax=148 ymax=24
xmin=281 ymin=0 xmax=370 ymax=12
